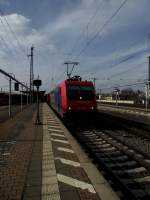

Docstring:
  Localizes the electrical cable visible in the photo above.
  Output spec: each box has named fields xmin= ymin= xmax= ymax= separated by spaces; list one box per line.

xmin=72 ymin=0 xmax=128 ymax=60
xmin=66 ymin=0 xmax=105 ymax=60
xmin=0 ymin=8 xmax=27 ymax=57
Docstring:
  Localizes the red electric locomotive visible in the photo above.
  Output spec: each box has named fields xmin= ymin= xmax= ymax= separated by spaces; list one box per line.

xmin=47 ymin=76 xmax=97 ymax=117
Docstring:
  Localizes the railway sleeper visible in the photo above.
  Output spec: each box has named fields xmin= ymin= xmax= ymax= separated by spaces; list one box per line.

xmin=127 ymin=188 xmax=150 ymax=199
xmin=98 ymin=155 xmax=129 ymax=163
xmin=97 ymin=151 xmax=122 ymax=157
xmin=75 ymin=132 xmax=150 ymax=199
xmin=96 ymin=134 xmax=150 ymax=170
xmin=79 ymin=137 xmax=148 ymax=199
xmin=113 ymin=169 xmax=148 ymax=180
xmin=106 ymin=155 xmax=129 ymax=162
xmin=106 ymin=160 xmax=137 ymax=168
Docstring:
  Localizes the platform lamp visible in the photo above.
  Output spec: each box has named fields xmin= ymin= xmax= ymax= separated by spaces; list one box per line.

xmin=33 ymin=79 xmax=42 ymax=125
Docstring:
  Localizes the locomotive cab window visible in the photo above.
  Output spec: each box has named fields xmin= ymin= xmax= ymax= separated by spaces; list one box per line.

xmin=80 ymin=86 xmax=95 ymax=100
xmin=67 ymin=85 xmax=80 ymax=100
xmin=67 ymin=85 xmax=94 ymax=100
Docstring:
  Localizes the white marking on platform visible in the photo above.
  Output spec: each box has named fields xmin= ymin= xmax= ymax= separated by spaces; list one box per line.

xmin=7 ymin=141 xmax=16 ymax=144
xmin=42 ymin=106 xmax=61 ymax=200
xmin=51 ymin=138 xmax=69 ymax=144
xmin=134 ymin=176 xmax=150 ymax=183
xmin=51 ymin=133 xmax=65 ymax=138
xmin=48 ymin=128 xmax=63 ymax=133
xmin=55 ymin=157 xmax=80 ymax=167
xmin=47 ymin=122 xmax=57 ymax=125
xmin=47 ymin=120 xmax=56 ymax=123
xmin=57 ymin=147 xmax=74 ymax=154
xmin=2 ymin=152 xmax=10 ymax=156
xmin=49 ymin=125 xmax=60 ymax=128
xmin=57 ymin=174 xmax=96 ymax=193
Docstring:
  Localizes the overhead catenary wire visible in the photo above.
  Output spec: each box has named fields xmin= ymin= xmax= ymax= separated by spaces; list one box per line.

xmin=107 ymin=61 xmax=147 ymax=79
xmin=0 ymin=19 xmax=25 ymax=68
xmin=0 ymin=35 xmax=19 ymax=65
xmin=100 ymin=81 xmax=146 ymax=91
xmin=83 ymin=61 xmax=147 ymax=82
xmin=0 ymin=8 xmax=27 ymax=56
xmin=66 ymin=0 xmax=105 ymax=59
xmin=79 ymin=35 xmax=150 ymax=79
xmin=0 ymin=8 xmax=28 ymax=59
xmin=0 ymin=7 xmax=30 ymax=74
xmin=0 ymin=15 xmax=21 ymax=55
xmin=59 ymin=0 xmax=105 ymax=82
xmin=72 ymin=0 xmax=128 ymax=61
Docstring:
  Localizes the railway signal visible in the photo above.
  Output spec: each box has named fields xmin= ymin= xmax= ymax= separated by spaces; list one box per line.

xmin=28 ymin=45 xmax=34 ymax=104
xmin=14 ymin=82 xmax=19 ymax=91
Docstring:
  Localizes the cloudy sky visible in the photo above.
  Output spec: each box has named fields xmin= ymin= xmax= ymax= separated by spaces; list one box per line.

xmin=0 ymin=0 xmax=150 ymax=92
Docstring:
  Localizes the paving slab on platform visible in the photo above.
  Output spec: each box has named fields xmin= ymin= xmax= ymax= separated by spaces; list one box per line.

xmin=42 ymin=103 xmax=120 ymax=200
xmin=0 ymin=103 xmax=120 ymax=199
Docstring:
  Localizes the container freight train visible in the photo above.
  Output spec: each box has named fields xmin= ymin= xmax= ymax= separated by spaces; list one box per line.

xmin=47 ymin=76 xmax=97 ymax=117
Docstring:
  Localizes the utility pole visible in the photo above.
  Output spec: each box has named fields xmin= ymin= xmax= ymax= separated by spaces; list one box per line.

xmin=26 ymin=83 xmax=28 ymax=105
xmin=64 ymin=61 xmax=79 ymax=79
xmin=145 ymin=83 xmax=148 ymax=112
xmin=21 ymin=85 xmax=23 ymax=111
xmin=9 ymin=78 xmax=11 ymax=117
xmin=33 ymin=79 xmax=42 ymax=125
xmin=148 ymin=56 xmax=150 ymax=101
xmin=28 ymin=45 xmax=34 ymax=103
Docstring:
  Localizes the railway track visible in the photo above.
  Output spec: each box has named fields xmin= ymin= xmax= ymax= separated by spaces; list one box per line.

xmin=74 ymin=130 xmax=150 ymax=199
xmin=65 ymin=113 xmax=150 ymax=200
xmin=97 ymin=111 xmax=150 ymax=139
xmin=97 ymin=103 xmax=150 ymax=112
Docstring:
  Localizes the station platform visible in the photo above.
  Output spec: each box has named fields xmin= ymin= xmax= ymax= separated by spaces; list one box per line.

xmin=0 ymin=103 xmax=119 ymax=200
xmin=98 ymin=103 xmax=150 ymax=126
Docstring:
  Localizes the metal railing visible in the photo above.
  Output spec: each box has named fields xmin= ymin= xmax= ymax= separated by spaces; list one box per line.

xmin=0 ymin=68 xmax=31 ymax=117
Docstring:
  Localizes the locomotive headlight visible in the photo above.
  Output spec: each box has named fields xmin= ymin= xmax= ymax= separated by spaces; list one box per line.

xmin=68 ymin=107 xmax=71 ymax=110
xmin=80 ymin=96 xmax=82 ymax=100
xmin=90 ymin=106 xmax=94 ymax=110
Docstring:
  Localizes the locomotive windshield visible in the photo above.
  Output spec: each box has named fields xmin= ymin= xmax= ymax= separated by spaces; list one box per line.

xmin=67 ymin=85 xmax=95 ymax=100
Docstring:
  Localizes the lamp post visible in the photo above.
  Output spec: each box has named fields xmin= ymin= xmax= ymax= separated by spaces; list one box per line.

xmin=8 ymin=73 xmax=15 ymax=117
xmin=9 ymin=77 xmax=12 ymax=117
xmin=33 ymin=79 xmax=42 ymax=125
xmin=145 ymin=81 xmax=150 ymax=112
